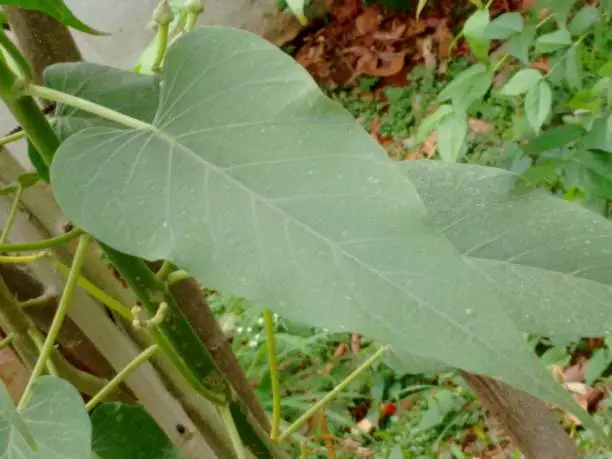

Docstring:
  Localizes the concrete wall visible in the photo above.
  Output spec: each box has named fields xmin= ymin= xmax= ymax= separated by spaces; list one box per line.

xmin=0 ymin=0 xmax=279 ymax=161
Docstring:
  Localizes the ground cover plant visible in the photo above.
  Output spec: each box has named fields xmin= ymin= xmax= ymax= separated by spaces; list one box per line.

xmin=0 ymin=0 xmax=612 ymax=458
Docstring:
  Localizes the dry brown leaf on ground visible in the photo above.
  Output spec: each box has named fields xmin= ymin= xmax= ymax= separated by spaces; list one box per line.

xmin=365 ymin=51 xmax=408 ymax=77
xmin=469 ymin=118 xmax=494 ymax=134
xmin=530 ymin=58 xmax=548 ymax=72
xmin=327 ymin=0 xmax=361 ymax=21
xmin=0 ymin=341 xmax=29 ymax=403
xmin=341 ymin=438 xmax=373 ymax=457
xmin=563 ymin=359 xmax=588 ymax=383
xmin=372 ymin=21 xmax=407 ymax=42
xmin=355 ymin=7 xmax=381 ymax=35
xmin=406 ymin=131 xmax=437 ymax=160
xmin=263 ymin=10 xmax=307 ymax=47
xmin=420 ymin=36 xmax=436 ymax=69
xmin=434 ymin=18 xmax=453 ymax=61
xmin=562 ymin=383 xmax=607 ymax=426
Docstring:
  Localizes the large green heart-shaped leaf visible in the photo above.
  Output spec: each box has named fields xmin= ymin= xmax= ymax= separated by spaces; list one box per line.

xmin=0 ymin=0 xmax=104 ymax=34
xmin=49 ymin=27 xmax=597 ymax=421
xmin=0 ymin=376 xmax=91 ymax=459
xmin=0 ymin=382 xmax=37 ymax=452
xmin=402 ymin=160 xmax=612 ymax=338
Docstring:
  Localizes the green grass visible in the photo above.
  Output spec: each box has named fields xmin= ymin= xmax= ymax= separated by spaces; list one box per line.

xmin=208 ymin=288 xmax=612 ymax=458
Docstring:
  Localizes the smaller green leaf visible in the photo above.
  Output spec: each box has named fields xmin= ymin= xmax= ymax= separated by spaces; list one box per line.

xmin=463 ymin=9 xmax=490 ymax=37
xmin=0 ymin=382 xmax=37 ymax=451
xmin=436 ymin=113 xmax=468 ymax=162
xmin=539 ymin=0 xmax=577 ymax=27
xmin=524 ymin=80 xmax=552 ymax=134
xmin=564 ymin=44 xmax=582 ymax=90
xmin=569 ymin=6 xmax=599 ymax=36
xmin=526 ymin=124 xmax=585 ymax=154
xmin=468 ymin=38 xmax=491 ymax=63
xmin=599 ymin=62 xmax=612 ymax=78
xmin=582 ymin=115 xmax=612 ymax=153
xmin=500 ymin=68 xmax=543 ymax=96
xmin=0 ymin=376 xmax=91 ymax=459
xmin=17 ymin=172 xmax=41 ymax=188
xmin=565 ymin=150 xmax=612 ymax=200
xmin=92 ymin=403 xmax=180 ymax=459
xmin=439 ymin=64 xmax=486 ymax=101
xmin=516 ymin=157 xmax=563 ymax=191
xmin=592 ymin=77 xmax=611 ymax=98
xmin=484 ymin=12 xmax=523 ymax=39
xmin=567 ymin=88 xmax=601 ymax=112
xmin=506 ymin=24 xmax=536 ymax=64
xmin=438 ymin=64 xmax=493 ymax=112
xmin=546 ymin=53 xmax=566 ymax=86
xmin=0 ymin=0 xmax=105 ymax=34
xmin=585 ymin=348 xmax=612 ymax=385
xmin=540 ymin=346 xmax=571 ymax=367
xmin=535 ymin=29 xmax=572 ymax=53
xmin=463 ymin=9 xmax=491 ymax=61
xmin=416 ymin=104 xmax=454 ymax=143
xmin=416 ymin=390 xmax=457 ymax=431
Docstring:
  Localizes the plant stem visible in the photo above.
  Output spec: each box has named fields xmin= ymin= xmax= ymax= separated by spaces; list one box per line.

xmin=0 ymin=332 xmax=15 ymax=349
xmin=546 ymin=33 xmax=588 ymax=78
xmin=152 ymin=22 xmax=170 ymax=73
xmin=167 ymin=269 xmax=191 ymax=285
xmin=156 ymin=260 xmax=174 ymax=281
xmin=0 ymin=227 xmax=84 ymax=253
xmin=101 ymin=245 xmax=229 ymax=404
xmin=51 ymin=259 xmax=133 ymax=320
xmin=18 ymin=292 xmax=56 ymax=309
xmin=263 ymin=308 xmax=281 ymax=440
xmin=0 ymin=185 xmax=22 ymax=245
xmin=26 ymin=84 xmax=152 ymax=131
xmin=220 ymin=403 xmax=247 ymax=459
xmin=0 ymin=28 xmax=32 ymax=79
xmin=0 ymin=56 xmax=58 ymax=165
xmin=277 ymin=345 xmax=389 ymax=443
xmin=86 ymin=344 xmax=159 ymax=412
xmin=184 ymin=0 xmax=204 ymax=31
xmin=27 ymin=327 xmax=58 ymax=376
xmin=0 ymin=252 xmax=48 ymax=263
xmin=491 ymin=14 xmax=553 ymax=73
xmin=0 ymin=129 xmax=25 ymax=146
xmin=17 ymin=233 xmax=91 ymax=409
xmin=185 ymin=13 xmax=199 ymax=32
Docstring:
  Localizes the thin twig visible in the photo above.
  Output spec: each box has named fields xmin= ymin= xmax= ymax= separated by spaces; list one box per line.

xmin=86 ymin=344 xmax=159 ymax=412
xmin=0 ymin=186 xmax=23 ymax=245
xmin=18 ymin=234 xmax=91 ymax=409
xmin=0 ymin=227 xmax=84 ymax=252
xmin=264 ymin=308 xmax=281 ymax=439
xmin=277 ymin=345 xmax=389 ymax=443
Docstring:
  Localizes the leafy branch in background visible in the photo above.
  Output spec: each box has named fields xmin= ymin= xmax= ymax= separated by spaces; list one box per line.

xmin=416 ymin=0 xmax=612 ymax=204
